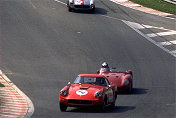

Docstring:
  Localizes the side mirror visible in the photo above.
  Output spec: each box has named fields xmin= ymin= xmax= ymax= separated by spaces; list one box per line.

xmin=96 ymin=70 xmax=100 ymax=74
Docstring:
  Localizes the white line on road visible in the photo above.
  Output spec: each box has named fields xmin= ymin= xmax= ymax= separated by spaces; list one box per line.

xmin=158 ymin=40 xmax=176 ymax=46
xmin=147 ymin=31 xmax=176 ymax=37
xmin=122 ymin=20 xmax=176 ymax=57
xmin=29 ymin=0 xmax=37 ymax=9
xmin=54 ymin=0 xmax=67 ymax=5
xmin=101 ymin=15 xmax=176 ymax=57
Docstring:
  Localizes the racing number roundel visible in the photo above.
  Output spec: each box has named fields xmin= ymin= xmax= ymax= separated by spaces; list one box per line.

xmin=76 ymin=90 xmax=88 ymax=95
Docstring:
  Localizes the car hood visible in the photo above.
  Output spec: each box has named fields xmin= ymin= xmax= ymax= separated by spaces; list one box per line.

xmin=74 ymin=0 xmax=93 ymax=5
xmin=67 ymin=84 xmax=104 ymax=100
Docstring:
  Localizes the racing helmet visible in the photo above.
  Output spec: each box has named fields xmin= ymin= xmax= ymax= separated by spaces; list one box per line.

xmin=102 ymin=62 xmax=109 ymax=68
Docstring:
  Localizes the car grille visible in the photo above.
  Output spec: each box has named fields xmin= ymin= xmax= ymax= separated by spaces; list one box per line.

xmin=74 ymin=5 xmax=90 ymax=8
xmin=68 ymin=99 xmax=93 ymax=105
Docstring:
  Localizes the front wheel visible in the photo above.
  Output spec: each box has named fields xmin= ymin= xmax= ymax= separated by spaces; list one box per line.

xmin=60 ymin=102 xmax=67 ymax=112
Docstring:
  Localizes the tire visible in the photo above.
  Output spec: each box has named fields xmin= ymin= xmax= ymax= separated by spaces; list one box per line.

xmin=60 ymin=102 xmax=67 ymax=112
xmin=99 ymin=97 xmax=107 ymax=112
xmin=100 ymin=100 xmax=106 ymax=111
xmin=115 ymin=91 xmax=118 ymax=100
xmin=68 ymin=7 xmax=72 ymax=12
xmin=110 ymin=99 xmax=115 ymax=108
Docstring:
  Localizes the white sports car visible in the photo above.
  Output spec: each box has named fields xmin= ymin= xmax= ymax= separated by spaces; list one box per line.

xmin=67 ymin=0 xmax=95 ymax=12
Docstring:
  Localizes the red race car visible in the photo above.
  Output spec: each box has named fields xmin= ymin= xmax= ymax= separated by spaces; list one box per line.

xmin=59 ymin=74 xmax=117 ymax=112
xmin=97 ymin=62 xmax=133 ymax=93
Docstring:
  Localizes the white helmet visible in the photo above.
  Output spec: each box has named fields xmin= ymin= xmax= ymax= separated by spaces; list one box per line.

xmin=102 ymin=62 xmax=109 ymax=68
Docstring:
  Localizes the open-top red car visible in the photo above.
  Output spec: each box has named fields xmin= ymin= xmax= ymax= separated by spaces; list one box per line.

xmin=97 ymin=67 xmax=133 ymax=93
xmin=59 ymin=74 xmax=117 ymax=111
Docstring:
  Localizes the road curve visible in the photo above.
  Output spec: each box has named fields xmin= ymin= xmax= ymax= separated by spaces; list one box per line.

xmin=0 ymin=0 xmax=175 ymax=118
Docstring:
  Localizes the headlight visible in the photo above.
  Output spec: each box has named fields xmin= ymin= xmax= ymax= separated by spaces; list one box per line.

xmin=124 ymin=79 xmax=129 ymax=85
xmin=95 ymin=90 xmax=103 ymax=98
xmin=60 ymin=89 xmax=68 ymax=96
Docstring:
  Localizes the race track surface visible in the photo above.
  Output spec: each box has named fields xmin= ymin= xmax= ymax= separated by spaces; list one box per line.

xmin=0 ymin=0 xmax=175 ymax=118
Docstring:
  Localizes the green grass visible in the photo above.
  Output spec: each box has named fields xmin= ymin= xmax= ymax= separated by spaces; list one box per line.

xmin=0 ymin=82 xmax=5 ymax=87
xmin=129 ymin=0 xmax=176 ymax=15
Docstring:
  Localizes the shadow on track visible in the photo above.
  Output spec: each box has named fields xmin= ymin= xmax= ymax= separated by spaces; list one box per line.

xmin=131 ymin=88 xmax=148 ymax=95
xmin=67 ymin=106 xmax=135 ymax=113
xmin=73 ymin=7 xmax=108 ymax=15
xmin=118 ymin=88 xmax=148 ymax=95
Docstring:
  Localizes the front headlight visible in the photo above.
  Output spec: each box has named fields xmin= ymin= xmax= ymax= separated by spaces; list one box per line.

xmin=60 ymin=89 xmax=68 ymax=96
xmin=95 ymin=90 xmax=103 ymax=98
xmin=124 ymin=79 xmax=129 ymax=85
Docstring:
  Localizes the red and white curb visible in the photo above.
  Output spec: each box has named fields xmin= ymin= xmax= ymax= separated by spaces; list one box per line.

xmin=110 ymin=0 xmax=175 ymax=19
xmin=0 ymin=70 xmax=34 ymax=118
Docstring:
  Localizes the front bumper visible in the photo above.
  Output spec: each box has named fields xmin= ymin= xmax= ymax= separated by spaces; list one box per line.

xmin=60 ymin=98 xmax=103 ymax=107
xmin=69 ymin=3 xmax=95 ymax=10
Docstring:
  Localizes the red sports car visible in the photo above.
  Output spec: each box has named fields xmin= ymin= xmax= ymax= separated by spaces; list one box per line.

xmin=59 ymin=74 xmax=117 ymax=111
xmin=97 ymin=68 xmax=133 ymax=93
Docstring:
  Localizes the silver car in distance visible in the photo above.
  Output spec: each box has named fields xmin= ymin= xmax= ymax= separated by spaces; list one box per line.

xmin=67 ymin=0 xmax=95 ymax=12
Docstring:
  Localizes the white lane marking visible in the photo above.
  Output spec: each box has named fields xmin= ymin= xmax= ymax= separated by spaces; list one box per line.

xmin=29 ymin=0 xmax=37 ymax=9
xmin=101 ymin=15 xmax=176 ymax=57
xmin=121 ymin=20 xmax=145 ymax=29
xmin=0 ymin=70 xmax=34 ymax=118
xmin=158 ymin=40 xmax=176 ymax=46
xmin=122 ymin=20 xmax=176 ymax=57
xmin=121 ymin=21 xmax=174 ymax=31
xmin=54 ymin=0 xmax=67 ymax=5
xmin=171 ymin=50 xmax=176 ymax=54
xmin=147 ymin=31 xmax=176 ymax=37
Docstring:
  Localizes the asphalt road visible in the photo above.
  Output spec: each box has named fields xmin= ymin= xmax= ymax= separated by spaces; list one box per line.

xmin=0 ymin=0 xmax=175 ymax=118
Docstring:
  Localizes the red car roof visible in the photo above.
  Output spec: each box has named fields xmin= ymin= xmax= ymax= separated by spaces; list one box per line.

xmin=78 ymin=74 xmax=104 ymax=78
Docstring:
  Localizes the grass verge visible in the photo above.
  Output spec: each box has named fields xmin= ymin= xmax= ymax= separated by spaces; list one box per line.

xmin=129 ymin=0 xmax=176 ymax=15
xmin=0 ymin=82 xmax=5 ymax=87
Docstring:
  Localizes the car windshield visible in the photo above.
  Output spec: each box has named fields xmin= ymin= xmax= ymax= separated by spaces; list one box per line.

xmin=73 ymin=76 xmax=108 ymax=86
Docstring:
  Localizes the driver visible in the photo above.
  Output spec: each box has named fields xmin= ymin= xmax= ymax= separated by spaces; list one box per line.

xmin=100 ymin=62 xmax=110 ymax=73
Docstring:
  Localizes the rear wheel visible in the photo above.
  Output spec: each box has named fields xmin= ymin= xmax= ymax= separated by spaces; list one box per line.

xmin=60 ymin=102 xmax=67 ymax=112
xmin=68 ymin=7 xmax=72 ymax=12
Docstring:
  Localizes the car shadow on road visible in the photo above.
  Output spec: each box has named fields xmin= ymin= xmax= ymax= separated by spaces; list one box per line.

xmin=118 ymin=88 xmax=148 ymax=95
xmin=131 ymin=88 xmax=148 ymax=95
xmin=73 ymin=7 xmax=108 ymax=15
xmin=67 ymin=106 xmax=135 ymax=113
